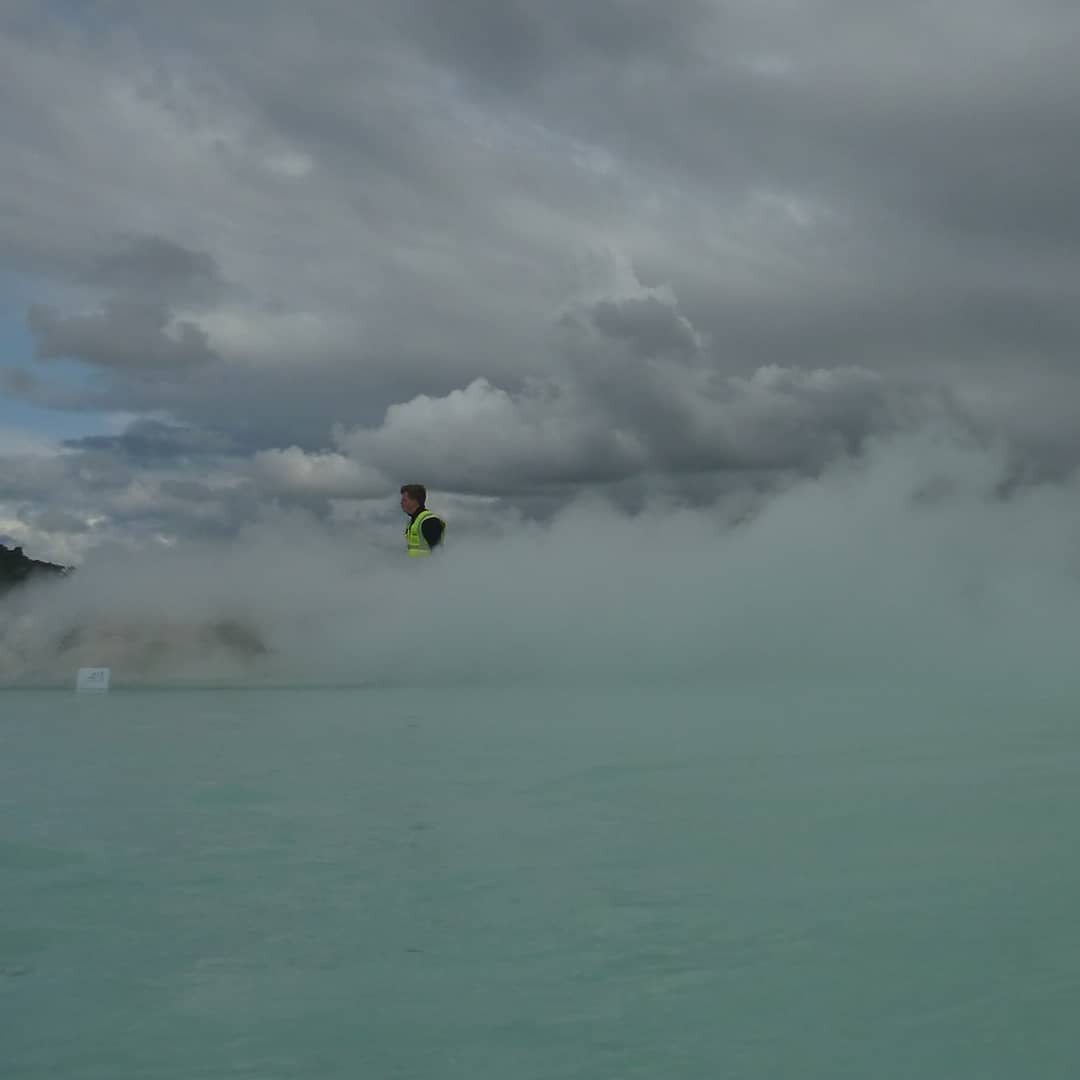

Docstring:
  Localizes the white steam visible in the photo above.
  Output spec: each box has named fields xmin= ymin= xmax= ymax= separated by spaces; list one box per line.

xmin=3 ymin=430 xmax=1080 ymax=694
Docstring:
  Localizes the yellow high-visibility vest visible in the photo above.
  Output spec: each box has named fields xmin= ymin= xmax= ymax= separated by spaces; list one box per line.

xmin=405 ymin=509 xmax=445 ymax=556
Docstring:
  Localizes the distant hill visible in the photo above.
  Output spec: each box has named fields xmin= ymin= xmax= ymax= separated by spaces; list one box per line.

xmin=0 ymin=544 xmax=69 ymax=594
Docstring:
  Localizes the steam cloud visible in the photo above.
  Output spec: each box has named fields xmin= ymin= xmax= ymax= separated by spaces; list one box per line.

xmin=5 ymin=430 xmax=1079 ymax=694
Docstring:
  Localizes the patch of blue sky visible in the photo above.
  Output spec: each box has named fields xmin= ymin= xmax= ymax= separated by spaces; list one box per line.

xmin=0 ymin=274 xmax=119 ymax=444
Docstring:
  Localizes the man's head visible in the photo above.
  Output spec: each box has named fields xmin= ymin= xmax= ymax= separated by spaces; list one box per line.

xmin=399 ymin=483 xmax=426 ymax=515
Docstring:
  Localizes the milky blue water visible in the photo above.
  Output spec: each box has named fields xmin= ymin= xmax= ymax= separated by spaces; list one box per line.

xmin=4 ymin=683 xmax=1080 ymax=1078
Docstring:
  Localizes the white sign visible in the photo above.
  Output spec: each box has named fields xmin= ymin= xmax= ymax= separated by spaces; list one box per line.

xmin=75 ymin=667 xmax=111 ymax=692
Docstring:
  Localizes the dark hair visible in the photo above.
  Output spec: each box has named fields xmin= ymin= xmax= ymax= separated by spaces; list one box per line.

xmin=400 ymin=483 xmax=427 ymax=506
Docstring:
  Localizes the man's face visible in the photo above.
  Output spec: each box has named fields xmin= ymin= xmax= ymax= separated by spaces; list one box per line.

xmin=400 ymin=492 xmax=419 ymax=515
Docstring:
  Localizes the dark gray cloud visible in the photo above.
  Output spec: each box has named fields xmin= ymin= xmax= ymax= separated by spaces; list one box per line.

xmin=64 ymin=419 xmax=236 ymax=460
xmin=29 ymin=300 xmax=218 ymax=372
xmin=388 ymin=0 xmax=711 ymax=95
xmin=3 ymin=0 xmax=1080 ymax=559
xmin=584 ymin=295 xmax=704 ymax=359
xmin=92 ymin=234 xmax=227 ymax=307
xmin=22 ymin=233 xmax=225 ymax=376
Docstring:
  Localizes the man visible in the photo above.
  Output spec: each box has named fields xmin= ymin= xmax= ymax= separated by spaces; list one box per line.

xmin=399 ymin=484 xmax=445 ymax=556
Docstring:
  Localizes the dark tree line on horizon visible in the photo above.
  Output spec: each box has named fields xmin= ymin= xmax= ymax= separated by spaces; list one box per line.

xmin=0 ymin=544 xmax=68 ymax=594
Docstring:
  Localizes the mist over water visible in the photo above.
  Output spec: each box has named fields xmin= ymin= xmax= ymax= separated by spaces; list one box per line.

xmin=3 ymin=429 xmax=1080 ymax=695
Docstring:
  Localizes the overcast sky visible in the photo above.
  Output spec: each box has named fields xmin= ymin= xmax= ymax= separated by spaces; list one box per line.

xmin=3 ymin=0 xmax=1079 ymax=564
